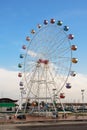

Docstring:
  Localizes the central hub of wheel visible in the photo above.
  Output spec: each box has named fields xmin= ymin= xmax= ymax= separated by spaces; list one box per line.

xmin=37 ymin=59 xmax=49 ymax=64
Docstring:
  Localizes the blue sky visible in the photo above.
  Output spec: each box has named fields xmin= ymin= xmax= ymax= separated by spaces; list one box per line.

xmin=0 ymin=0 xmax=87 ymax=100
xmin=0 ymin=0 xmax=87 ymax=74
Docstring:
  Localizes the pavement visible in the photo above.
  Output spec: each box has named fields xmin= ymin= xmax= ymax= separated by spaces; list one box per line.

xmin=1 ymin=120 xmax=87 ymax=130
xmin=1 ymin=113 xmax=87 ymax=124
xmin=1 ymin=114 xmax=87 ymax=130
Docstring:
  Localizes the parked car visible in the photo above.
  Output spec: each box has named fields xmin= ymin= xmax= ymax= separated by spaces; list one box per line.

xmin=17 ymin=114 xmax=26 ymax=119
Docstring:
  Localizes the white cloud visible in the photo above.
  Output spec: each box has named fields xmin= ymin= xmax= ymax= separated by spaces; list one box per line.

xmin=0 ymin=68 xmax=20 ymax=100
xmin=0 ymin=68 xmax=87 ymax=103
xmin=63 ymin=73 xmax=87 ymax=103
xmin=28 ymin=50 xmax=37 ymax=57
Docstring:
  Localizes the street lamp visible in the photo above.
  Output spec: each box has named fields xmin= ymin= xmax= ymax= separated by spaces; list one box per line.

xmin=81 ymin=89 xmax=85 ymax=103
xmin=53 ymin=88 xmax=56 ymax=103
xmin=81 ymin=89 xmax=85 ymax=112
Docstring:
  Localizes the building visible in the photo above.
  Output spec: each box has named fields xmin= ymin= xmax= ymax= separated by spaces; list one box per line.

xmin=0 ymin=98 xmax=18 ymax=113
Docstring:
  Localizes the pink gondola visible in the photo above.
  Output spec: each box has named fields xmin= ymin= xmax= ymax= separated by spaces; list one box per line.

xmin=26 ymin=36 xmax=30 ymax=41
xmin=68 ymin=34 xmax=74 ymax=40
xmin=22 ymin=45 xmax=26 ymax=50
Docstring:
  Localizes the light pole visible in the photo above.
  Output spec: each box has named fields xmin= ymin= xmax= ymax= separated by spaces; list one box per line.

xmin=81 ymin=89 xmax=85 ymax=112
xmin=81 ymin=89 xmax=85 ymax=103
xmin=53 ymin=88 xmax=56 ymax=104
xmin=20 ymin=86 xmax=24 ymax=110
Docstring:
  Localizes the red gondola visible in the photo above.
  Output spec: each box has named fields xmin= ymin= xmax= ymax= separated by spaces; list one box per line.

xmin=60 ymin=93 xmax=65 ymax=98
xmin=18 ymin=73 xmax=22 ymax=77
xmin=37 ymin=59 xmax=49 ymax=64
xmin=71 ymin=45 xmax=77 ymax=50
xmin=50 ymin=19 xmax=55 ymax=24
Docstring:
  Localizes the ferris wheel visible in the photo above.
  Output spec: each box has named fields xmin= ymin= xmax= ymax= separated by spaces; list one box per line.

xmin=18 ymin=18 xmax=78 ymax=109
